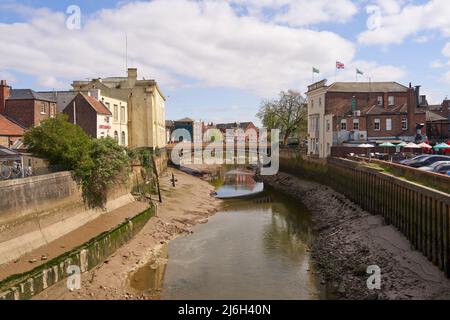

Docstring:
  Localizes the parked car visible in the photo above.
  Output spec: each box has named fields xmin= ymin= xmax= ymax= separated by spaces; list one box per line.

xmin=432 ymin=163 xmax=450 ymax=175
xmin=399 ymin=155 xmax=430 ymax=165
xmin=418 ymin=161 xmax=450 ymax=172
xmin=408 ymin=155 xmax=450 ymax=168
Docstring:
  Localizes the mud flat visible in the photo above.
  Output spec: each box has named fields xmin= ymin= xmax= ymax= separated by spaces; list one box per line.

xmin=34 ymin=167 xmax=222 ymax=300
xmin=263 ymin=172 xmax=450 ymax=300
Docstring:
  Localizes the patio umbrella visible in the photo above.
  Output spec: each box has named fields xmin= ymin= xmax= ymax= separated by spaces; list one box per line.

xmin=358 ymin=143 xmax=375 ymax=157
xmin=378 ymin=142 xmax=396 ymax=155
xmin=433 ymin=142 xmax=450 ymax=152
xmin=404 ymin=142 xmax=421 ymax=149
xmin=418 ymin=142 xmax=432 ymax=149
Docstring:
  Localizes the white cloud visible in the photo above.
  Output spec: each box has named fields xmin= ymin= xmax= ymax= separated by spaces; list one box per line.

xmin=0 ymin=0 xmax=410 ymax=99
xmin=230 ymin=0 xmax=358 ymax=26
xmin=358 ymin=0 xmax=450 ymax=46
xmin=0 ymin=0 xmax=358 ymax=96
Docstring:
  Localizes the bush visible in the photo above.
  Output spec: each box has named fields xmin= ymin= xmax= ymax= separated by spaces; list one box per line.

xmin=24 ymin=115 xmax=131 ymax=208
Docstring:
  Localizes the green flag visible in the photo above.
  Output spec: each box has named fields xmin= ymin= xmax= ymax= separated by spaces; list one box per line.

xmin=356 ymin=68 xmax=364 ymax=75
xmin=313 ymin=67 xmax=320 ymax=74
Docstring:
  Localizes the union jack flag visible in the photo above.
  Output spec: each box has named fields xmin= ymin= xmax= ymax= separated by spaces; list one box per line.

xmin=336 ymin=61 xmax=345 ymax=69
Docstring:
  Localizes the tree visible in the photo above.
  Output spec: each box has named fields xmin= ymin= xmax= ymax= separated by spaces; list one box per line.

xmin=23 ymin=114 xmax=93 ymax=173
xmin=257 ymin=90 xmax=307 ymax=145
xmin=24 ymin=115 xmax=131 ymax=208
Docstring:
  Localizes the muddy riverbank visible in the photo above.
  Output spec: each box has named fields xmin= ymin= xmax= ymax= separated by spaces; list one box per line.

xmin=263 ymin=172 xmax=450 ymax=300
xmin=34 ymin=167 xmax=222 ymax=300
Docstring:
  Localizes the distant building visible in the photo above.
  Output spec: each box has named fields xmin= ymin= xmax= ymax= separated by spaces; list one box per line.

xmin=63 ymin=91 xmax=128 ymax=146
xmin=72 ymin=68 xmax=166 ymax=149
xmin=171 ymin=117 xmax=204 ymax=143
xmin=38 ymin=91 xmax=77 ymax=112
xmin=306 ymin=80 xmax=426 ymax=158
xmin=0 ymin=80 xmax=57 ymax=129
xmin=165 ymin=120 xmax=175 ymax=143
xmin=216 ymin=122 xmax=259 ymax=144
xmin=0 ymin=114 xmax=24 ymax=148
xmin=424 ymin=100 xmax=450 ymax=140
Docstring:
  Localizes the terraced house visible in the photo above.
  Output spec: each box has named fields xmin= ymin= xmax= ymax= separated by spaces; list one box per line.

xmin=0 ymin=80 xmax=57 ymax=129
xmin=306 ymin=80 xmax=426 ymax=158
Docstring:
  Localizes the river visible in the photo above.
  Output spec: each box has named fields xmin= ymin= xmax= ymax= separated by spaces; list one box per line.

xmin=130 ymin=167 xmax=326 ymax=300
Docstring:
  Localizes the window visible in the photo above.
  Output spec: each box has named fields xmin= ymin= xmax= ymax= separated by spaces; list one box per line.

xmin=113 ymin=105 xmax=119 ymax=122
xmin=374 ymin=118 xmax=380 ymax=131
xmin=401 ymin=118 xmax=408 ymax=131
xmin=105 ymin=116 xmax=109 ymax=123
xmin=388 ymin=96 xmax=394 ymax=106
xmin=50 ymin=104 xmax=55 ymax=118
xmin=326 ymin=119 xmax=330 ymax=132
xmin=311 ymin=99 xmax=314 ymax=108
xmin=319 ymin=97 xmax=322 ymax=107
xmin=40 ymin=102 xmax=46 ymax=114
xmin=353 ymin=119 xmax=359 ymax=130
xmin=340 ymin=119 xmax=347 ymax=131
xmin=121 ymin=131 xmax=126 ymax=146
xmin=120 ymin=106 xmax=126 ymax=123
xmin=114 ymin=131 xmax=118 ymax=142
xmin=386 ymin=118 xmax=392 ymax=131
xmin=105 ymin=102 xmax=110 ymax=110
xmin=377 ymin=96 xmax=383 ymax=106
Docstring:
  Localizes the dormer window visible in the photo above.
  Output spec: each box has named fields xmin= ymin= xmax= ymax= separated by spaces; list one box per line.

xmin=377 ymin=96 xmax=383 ymax=106
xmin=388 ymin=96 xmax=394 ymax=106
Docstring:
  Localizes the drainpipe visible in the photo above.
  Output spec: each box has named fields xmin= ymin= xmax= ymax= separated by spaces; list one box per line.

xmin=73 ymin=101 xmax=76 ymax=125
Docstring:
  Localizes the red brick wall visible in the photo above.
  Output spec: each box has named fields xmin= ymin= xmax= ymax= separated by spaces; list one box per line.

xmin=3 ymin=99 xmax=56 ymax=128
xmin=4 ymin=100 xmax=35 ymax=128
xmin=325 ymin=91 xmax=408 ymax=115
xmin=326 ymin=87 xmax=424 ymax=139
xmin=63 ymin=95 xmax=97 ymax=138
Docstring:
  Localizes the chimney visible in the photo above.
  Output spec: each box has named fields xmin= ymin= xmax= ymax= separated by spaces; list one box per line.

xmin=414 ymin=85 xmax=421 ymax=108
xmin=0 ymin=80 xmax=11 ymax=114
xmin=127 ymin=68 xmax=137 ymax=87
xmin=383 ymin=92 xmax=388 ymax=109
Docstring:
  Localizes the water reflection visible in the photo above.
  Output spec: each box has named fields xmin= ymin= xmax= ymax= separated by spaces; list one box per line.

xmin=214 ymin=169 xmax=264 ymax=199
xmin=130 ymin=168 xmax=324 ymax=300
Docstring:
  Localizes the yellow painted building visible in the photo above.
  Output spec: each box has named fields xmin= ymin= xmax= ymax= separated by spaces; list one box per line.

xmin=72 ymin=68 xmax=166 ymax=149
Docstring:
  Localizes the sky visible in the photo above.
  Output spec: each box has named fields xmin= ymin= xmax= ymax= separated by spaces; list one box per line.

xmin=1 ymin=0 xmax=450 ymax=125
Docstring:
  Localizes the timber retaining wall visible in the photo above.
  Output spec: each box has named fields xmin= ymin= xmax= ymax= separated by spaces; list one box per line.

xmin=280 ymin=150 xmax=450 ymax=277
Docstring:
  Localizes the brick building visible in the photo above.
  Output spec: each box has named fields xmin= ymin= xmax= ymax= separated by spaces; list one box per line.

xmin=0 ymin=114 xmax=24 ymax=148
xmin=63 ymin=92 xmax=129 ymax=146
xmin=425 ymin=100 xmax=450 ymax=140
xmin=216 ymin=122 xmax=259 ymax=144
xmin=307 ymin=80 xmax=426 ymax=158
xmin=0 ymin=80 xmax=57 ymax=129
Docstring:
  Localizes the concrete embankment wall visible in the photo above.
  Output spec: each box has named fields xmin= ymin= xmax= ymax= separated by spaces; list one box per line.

xmin=279 ymin=150 xmax=450 ymax=277
xmin=0 ymin=171 xmax=134 ymax=265
xmin=0 ymin=206 xmax=154 ymax=300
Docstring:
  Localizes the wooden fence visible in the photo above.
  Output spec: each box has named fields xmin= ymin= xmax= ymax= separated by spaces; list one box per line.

xmin=280 ymin=151 xmax=450 ymax=277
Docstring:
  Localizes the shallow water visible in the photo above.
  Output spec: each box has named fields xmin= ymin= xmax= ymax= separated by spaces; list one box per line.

xmin=130 ymin=170 xmax=325 ymax=300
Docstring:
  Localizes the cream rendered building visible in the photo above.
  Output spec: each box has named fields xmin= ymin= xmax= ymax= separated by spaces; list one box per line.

xmin=72 ymin=68 xmax=166 ymax=149
xmin=306 ymin=80 xmax=333 ymax=158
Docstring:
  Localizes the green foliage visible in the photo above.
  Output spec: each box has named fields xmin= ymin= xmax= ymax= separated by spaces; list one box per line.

xmin=23 ymin=114 xmax=93 ymax=171
xmin=24 ymin=115 xmax=131 ymax=208
xmin=81 ymin=137 xmax=131 ymax=208
xmin=256 ymin=90 xmax=307 ymax=144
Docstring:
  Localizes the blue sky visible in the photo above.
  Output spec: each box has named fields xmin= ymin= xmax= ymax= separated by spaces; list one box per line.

xmin=1 ymin=0 xmax=450 ymax=125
